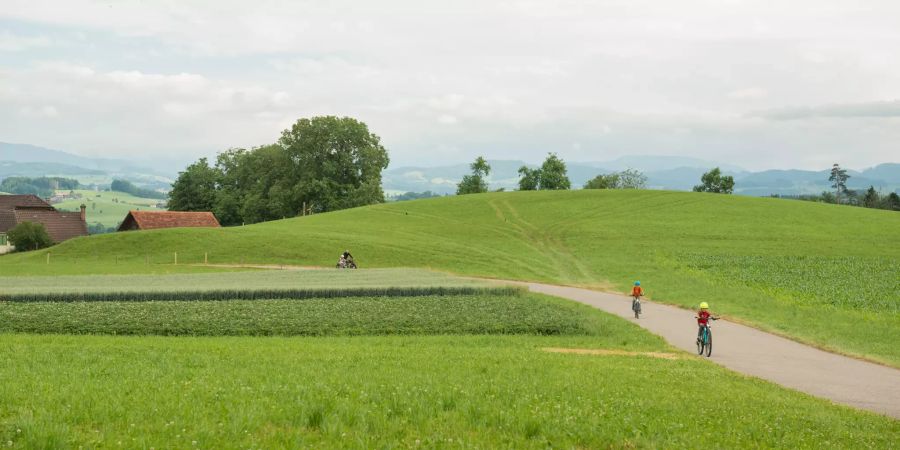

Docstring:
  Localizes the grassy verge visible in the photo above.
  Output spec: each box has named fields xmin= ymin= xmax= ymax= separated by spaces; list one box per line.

xmin=1 ymin=334 xmax=896 ymax=449
xmin=0 ymin=293 xmax=649 ymax=340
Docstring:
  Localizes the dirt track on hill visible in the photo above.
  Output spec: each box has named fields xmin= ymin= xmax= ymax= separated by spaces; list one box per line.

xmin=519 ymin=282 xmax=900 ymax=419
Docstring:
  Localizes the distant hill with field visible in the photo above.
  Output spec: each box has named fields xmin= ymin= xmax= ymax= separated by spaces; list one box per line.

xmin=4 ymin=190 xmax=897 ymax=365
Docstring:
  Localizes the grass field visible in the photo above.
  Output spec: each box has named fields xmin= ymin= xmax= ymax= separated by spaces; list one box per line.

xmin=2 ymin=334 xmax=897 ymax=448
xmin=4 ymin=190 xmax=896 ymax=365
xmin=53 ymin=189 xmax=164 ymax=229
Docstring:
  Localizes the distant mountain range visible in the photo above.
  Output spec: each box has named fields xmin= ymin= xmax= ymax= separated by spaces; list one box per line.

xmin=3 ymin=142 xmax=898 ymax=197
xmin=0 ymin=142 xmax=175 ymax=190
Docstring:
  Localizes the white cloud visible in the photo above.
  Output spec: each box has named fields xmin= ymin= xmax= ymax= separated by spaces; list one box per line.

xmin=1 ymin=1 xmax=899 ymax=169
xmin=0 ymin=31 xmax=51 ymax=52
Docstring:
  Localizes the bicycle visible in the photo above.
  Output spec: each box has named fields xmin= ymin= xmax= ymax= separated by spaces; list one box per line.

xmin=632 ymin=295 xmax=642 ymax=319
xmin=695 ymin=317 xmax=719 ymax=357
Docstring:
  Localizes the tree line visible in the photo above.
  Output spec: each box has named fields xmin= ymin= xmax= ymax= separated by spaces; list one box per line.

xmin=772 ymin=164 xmax=899 ymax=211
xmin=456 ymin=154 xmax=730 ymax=194
xmin=111 ymin=179 xmax=167 ymax=200
xmin=167 ymin=116 xmax=390 ymax=226
xmin=0 ymin=177 xmax=79 ymax=198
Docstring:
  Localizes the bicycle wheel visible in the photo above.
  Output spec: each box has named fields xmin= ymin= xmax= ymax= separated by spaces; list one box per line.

xmin=697 ymin=332 xmax=704 ymax=355
xmin=705 ymin=330 xmax=713 ymax=357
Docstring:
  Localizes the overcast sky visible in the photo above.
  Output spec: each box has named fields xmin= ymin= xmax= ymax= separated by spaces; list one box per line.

xmin=1 ymin=0 xmax=899 ymax=171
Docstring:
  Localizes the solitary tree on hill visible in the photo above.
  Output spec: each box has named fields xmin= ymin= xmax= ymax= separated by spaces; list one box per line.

xmin=829 ymin=163 xmax=850 ymax=204
xmin=517 ymin=166 xmax=541 ymax=191
xmin=457 ymin=156 xmax=491 ymax=195
xmin=537 ymin=153 xmax=571 ymax=190
xmin=693 ymin=167 xmax=735 ymax=194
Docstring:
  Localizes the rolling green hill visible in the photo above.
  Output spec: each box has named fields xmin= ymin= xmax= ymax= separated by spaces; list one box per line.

xmin=53 ymin=189 xmax=164 ymax=230
xmin=3 ymin=190 xmax=898 ymax=364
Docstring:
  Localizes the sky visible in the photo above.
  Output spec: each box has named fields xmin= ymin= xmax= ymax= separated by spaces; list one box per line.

xmin=1 ymin=0 xmax=899 ymax=171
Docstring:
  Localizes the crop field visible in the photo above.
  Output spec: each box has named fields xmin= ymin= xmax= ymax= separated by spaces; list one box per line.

xmin=0 ymin=293 xmax=618 ymax=337
xmin=5 ymin=190 xmax=897 ymax=365
xmin=54 ymin=189 xmax=164 ymax=229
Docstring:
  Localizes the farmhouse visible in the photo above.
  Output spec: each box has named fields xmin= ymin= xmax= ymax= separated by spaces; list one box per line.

xmin=118 ymin=210 xmax=221 ymax=231
xmin=0 ymin=194 xmax=89 ymax=253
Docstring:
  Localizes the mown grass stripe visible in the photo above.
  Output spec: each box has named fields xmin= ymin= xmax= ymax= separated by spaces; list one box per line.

xmin=0 ymin=286 xmax=523 ymax=303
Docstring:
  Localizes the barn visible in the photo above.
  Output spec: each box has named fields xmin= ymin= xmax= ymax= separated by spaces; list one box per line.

xmin=117 ymin=210 xmax=221 ymax=231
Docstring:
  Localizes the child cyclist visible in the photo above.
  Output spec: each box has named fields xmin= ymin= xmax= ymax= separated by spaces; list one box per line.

xmin=696 ymin=302 xmax=719 ymax=342
xmin=631 ymin=281 xmax=643 ymax=317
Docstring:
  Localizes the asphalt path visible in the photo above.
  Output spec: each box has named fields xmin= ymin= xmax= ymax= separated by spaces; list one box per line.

xmin=520 ymin=282 xmax=900 ymax=419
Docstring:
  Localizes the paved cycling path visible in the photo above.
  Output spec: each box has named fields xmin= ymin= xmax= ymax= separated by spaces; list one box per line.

xmin=518 ymin=282 xmax=900 ymax=419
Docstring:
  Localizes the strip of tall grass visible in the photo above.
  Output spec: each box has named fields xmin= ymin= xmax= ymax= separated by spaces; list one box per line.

xmin=0 ymin=286 xmax=519 ymax=303
xmin=0 ymin=293 xmax=638 ymax=338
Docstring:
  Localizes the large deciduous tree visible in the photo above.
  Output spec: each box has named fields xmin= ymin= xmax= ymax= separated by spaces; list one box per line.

xmin=457 ymin=156 xmax=491 ymax=195
xmin=693 ymin=167 xmax=735 ymax=194
xmin=168 ymin=158 xmax=219 ymax=213
xmin=168 ymin=116 xmax=390 ymax=225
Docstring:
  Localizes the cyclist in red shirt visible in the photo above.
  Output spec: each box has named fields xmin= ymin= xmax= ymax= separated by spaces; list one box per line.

xmin=696 ymin=302 xmax=718 ymax=342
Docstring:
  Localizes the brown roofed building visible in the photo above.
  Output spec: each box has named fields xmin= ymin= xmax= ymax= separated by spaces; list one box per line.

xmin=118 ymin=210 xmax=221 ymax=231
xmin=0 ymin=194 xmax=88 ymax=251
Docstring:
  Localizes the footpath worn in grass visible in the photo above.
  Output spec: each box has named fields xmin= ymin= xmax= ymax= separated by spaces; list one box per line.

xmin=1 ymin=334 xmax=896 ymax=449
xmin=2 ymin=190 xmax=898 ymax=365
xmin=0 ymin=293 xmax=634 ymax=338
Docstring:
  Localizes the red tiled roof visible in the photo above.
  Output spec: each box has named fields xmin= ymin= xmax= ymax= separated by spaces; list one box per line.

xmin=12 ymin=208 xmax=88 ymax=243
xmin=119 ymin=210 xmax=220 ymax=231
xmin=0 ymin=194 xmax=52 ymax=210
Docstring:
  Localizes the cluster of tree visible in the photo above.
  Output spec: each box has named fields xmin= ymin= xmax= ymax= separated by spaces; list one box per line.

xmin=455 ymin=153 xmax=575 ymax=195
xmin=6 ymin=221 xmax=53 ymax=251
xmin=168 ymin=116 xmax=390 ymax=225
xmin=0 ymin=177 xmax=79 ymax=198
xmin=693 ymin=168 xmax=735 ymax=194
xmin=111 ymin=179 xmax=167 ymax=200
xmin=774 ymin=188 xmax=900 ymax=211
xmin=517 ymin=153 xmax=571 ymax=191
xmin=388 ymin=191 xmax=444 ymax=202
xmin=584 ymin=169 xmax=648 ymax=190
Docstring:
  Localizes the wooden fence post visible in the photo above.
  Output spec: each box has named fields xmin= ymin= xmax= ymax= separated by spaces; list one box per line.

xmin=46 ymin=252 xmax=50 ymax=264
xmin=174 ymin=252 xmax=178 ymax=265
xmin=204 ymin=252 xmax=208 ymax=265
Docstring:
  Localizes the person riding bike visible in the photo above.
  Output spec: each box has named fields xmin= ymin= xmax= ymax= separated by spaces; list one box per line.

xmin=696 ymin=302 xmax=718 ymax=342
xmin=631 ymin=281 xmax=643 ymax=317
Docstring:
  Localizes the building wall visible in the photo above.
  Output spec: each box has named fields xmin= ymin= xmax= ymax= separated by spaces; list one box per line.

xmin=0 ymin=233 xmax=13 ymax=254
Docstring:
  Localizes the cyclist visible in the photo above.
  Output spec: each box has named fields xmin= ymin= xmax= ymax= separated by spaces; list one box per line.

xmin=696 ymin=302 xmax=718 ymax=342
xmin=631 ymin=281 xmax=643 ymax=316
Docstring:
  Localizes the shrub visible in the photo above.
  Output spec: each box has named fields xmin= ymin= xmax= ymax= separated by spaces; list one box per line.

xmin=7 ymin=221 xmax=53 ymax=251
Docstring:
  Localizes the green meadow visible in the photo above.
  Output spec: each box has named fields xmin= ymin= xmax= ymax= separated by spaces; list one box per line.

xmin=2 ymin=317 xmax=897 ymax=448
xmin=4 ymin=190 xmax=897 ymax=365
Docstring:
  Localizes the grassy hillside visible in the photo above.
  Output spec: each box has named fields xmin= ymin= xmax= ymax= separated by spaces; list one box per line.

xmin=53 ymin=189 xmax=164 ymax=229
xmin=3 ymin=190 xmax=898 ymax=364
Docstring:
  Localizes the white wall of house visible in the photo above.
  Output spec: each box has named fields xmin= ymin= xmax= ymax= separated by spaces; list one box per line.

xmin=0 ymin=233 xmax=13 ymax=254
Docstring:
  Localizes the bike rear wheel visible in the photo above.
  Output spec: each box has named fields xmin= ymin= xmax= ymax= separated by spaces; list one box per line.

xmin=697 ymin=333 xmax=704 ymax=355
